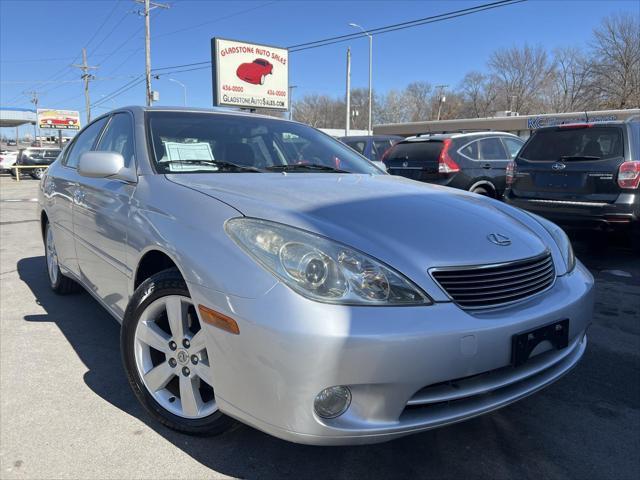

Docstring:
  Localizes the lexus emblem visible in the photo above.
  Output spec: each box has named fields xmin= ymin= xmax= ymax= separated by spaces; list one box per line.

xmin=552 ymin=162 xmax=566 ymax=171
xmin=487 ymin=233 xmax=511 ymax=246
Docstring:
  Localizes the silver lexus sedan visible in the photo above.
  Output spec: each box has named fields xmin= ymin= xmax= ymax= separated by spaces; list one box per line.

xmin=38 ymin=106 xmax=594 ymax=445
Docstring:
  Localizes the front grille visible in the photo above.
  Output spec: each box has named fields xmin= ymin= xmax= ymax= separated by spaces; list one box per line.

xmin=431 ymin=252 xmax=555 ymax=309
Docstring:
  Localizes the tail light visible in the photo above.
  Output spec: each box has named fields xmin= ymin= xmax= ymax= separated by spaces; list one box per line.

xmin=506 ymin=161 xmax=516 ymax=186
xmin=618 ymin=161 xmax=640 ymax=189
xmin=438 ymin=139 xmax=460 ymax=174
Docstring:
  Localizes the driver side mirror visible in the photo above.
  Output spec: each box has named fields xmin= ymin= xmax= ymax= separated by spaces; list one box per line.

xmin=78 ymin=151 xmax=136 ymax=182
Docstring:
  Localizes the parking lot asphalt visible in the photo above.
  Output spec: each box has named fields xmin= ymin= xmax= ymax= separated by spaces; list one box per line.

xmin=1 ymin=175 xmax=638 ymax=480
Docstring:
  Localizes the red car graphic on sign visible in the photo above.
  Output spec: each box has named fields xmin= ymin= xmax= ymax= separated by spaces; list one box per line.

xmin=236 ymin=58 xmax=273 ymax=85
xmin=44 ymin=117 xmax=77 ymax=127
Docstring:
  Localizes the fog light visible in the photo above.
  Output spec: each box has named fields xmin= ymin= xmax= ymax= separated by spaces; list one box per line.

xmin=314 ymin=386 xmax=351 ymax=418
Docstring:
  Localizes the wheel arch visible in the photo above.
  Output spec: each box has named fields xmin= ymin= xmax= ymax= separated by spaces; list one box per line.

xmin=133 ymin=247 xmax=188 ymax=292
xmin=468 ymin=179 xmax=498 ymax=198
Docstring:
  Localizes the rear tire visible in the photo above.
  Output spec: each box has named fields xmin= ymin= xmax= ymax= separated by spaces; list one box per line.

xmin=31 ymin=168 xmax=45 ymax=180
xmin=44 ymin=222 xmax=82 ymax=294
xmin=121 ymin=268 xmax=235 ymax=436
xmin=471 ymin=186 xmax=492 ymax=197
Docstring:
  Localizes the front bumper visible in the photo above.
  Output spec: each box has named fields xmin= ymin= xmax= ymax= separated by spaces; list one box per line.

xmin=188 ymin=260 xmax=594 ymax=445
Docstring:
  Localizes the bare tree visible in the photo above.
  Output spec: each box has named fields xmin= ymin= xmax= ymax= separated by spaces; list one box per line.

xmin=292 ymin=94 xmax=345 ymax=128
xmin=404 ymin=81 xmax=433 ymax=121
xmin=590 ymin=14 xmax=640 ymax=109
xmin=489 ymin=44 xmax=555 ymax=114
xmin=349 ymin=88 xmax=371 ymax=130
xmin=548 ymin=47 xmax=593 ymax=112
xmin=459 ymin=71 xmax=498 ymax=117
xmin=374 ymin=89 xmax=409 ymax=124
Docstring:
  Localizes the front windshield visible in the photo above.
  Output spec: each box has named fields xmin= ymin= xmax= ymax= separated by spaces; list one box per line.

xmin=147 ymin=111 xmax=381 ymax=174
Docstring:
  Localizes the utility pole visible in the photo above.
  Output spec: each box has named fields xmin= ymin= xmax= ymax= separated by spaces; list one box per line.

xmin=136 ymin=0 xmax=170 ymax=106
xmin=345 ymin=48 xmax=351 ymax=137
xmin=435 ymin=84 xmax=448 ymax=121
xmin=72 ymin=48 xmax=98 ymax=124
xmin=288 ymin=85 xmax=297 ymax=121
xmin=349 ymin=23 xmax=373 ymax=135
xmin=25 ymin=90 xmax=40 ymax=146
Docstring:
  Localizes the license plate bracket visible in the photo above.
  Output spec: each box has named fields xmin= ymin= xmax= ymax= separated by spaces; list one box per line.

xmin=511 ymin=319 xmax=569 ymax=367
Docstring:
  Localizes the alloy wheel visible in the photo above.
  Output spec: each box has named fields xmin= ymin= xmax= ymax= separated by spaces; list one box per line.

xmin=133 ymin=295 xmax=217 ymax=419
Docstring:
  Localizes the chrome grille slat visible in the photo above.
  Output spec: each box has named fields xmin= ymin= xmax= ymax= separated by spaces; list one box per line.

xmin=432 ymin=255 xmax=550 ymax=280
xmin=451 ymin=272 xmax=555 ymax=299
xmin=445 ymin=267 xmax=554 ymax=294
xmin=443 ymin=264 xmax=554 ymax=290
xmin=431 ymin=252 xmax=555 ymax=309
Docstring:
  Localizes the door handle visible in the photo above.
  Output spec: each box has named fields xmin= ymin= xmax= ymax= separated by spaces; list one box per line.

xmin=482 ymin=163 xmax=491 ymax=169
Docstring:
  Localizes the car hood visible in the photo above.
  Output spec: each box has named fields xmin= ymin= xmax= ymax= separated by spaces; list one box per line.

xmin=167 ymin=173 xmax=549 ymax=296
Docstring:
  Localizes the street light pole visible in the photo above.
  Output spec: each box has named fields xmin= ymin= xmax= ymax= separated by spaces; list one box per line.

xmin=168 ymin=78 xmax=187 ymax=106
xmin=288 ymin=85 xmax=297 ymax=121
xmin=349 ymin=23 xmax=372 ymax=135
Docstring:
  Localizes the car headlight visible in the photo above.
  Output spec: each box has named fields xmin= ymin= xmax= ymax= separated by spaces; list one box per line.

xmin=527 ymin=213 xmax=575 ymax=274
xmin=225 ymin=218 xmax=431 ymax=306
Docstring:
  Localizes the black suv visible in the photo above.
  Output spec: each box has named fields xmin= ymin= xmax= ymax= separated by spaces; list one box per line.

xmin=505 ymin=120 xmax=639 ymax=231
xmin=383 ymin=132 xmax=524 ymax=197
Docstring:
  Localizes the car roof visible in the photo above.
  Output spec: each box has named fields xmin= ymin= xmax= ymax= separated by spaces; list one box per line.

xmin=533 ymin=120 xmax=633 ymax=132
xmin=401 ymin=131 xmax=520 ymax=142
xmin=119 ymin=105 xmax=290 ymax=121
xmin=339 ymin=135 xmax=403 ymax=141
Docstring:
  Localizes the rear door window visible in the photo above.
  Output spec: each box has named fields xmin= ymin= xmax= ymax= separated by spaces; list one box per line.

xmin=345 ymin=141 xmax=366 ymax=155
xmin=479 ymin=138 xmax=508 ymax=160
xmin=460 ymin=140 xmax=480 ymax=160
xmin=502 ymin=138 xmax=524 ymax=159
xmin=373 ymin=140 xmax=393 ymax=161
xmin=520 ymin=127 xmax=624 ymax=161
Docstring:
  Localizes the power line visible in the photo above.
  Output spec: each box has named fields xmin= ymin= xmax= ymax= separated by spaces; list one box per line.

xmin=289 ymin=0 xmax=525 ymax=52
xmin=154 ymin=1 xmax=276 ymax=38
xmin=149 ymin=0 xmax=525 ymax=73
xmin=84 ymin=0 xmax=124 ymax=52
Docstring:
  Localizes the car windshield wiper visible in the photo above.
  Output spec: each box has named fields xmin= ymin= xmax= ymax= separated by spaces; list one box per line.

xmin=560 ymin=155 xmax=601 ymax=161
xmin=169 ymin=159 xmax=262 ymax=172
xmin=265 ymin=164 xmax=350 ymax=173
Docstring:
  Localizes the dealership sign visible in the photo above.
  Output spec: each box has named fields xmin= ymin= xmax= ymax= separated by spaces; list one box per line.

xmin=37 ymin=109 xmax=81 ymax=130
xmin=211 ymin=38 xmax=289 ymax=110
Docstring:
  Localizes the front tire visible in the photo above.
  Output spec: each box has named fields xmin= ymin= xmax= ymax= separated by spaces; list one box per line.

xmin=121 ymin=268 xmax=234 ymax=436
xmin=44 ymin=222 xmax=81 ymax=294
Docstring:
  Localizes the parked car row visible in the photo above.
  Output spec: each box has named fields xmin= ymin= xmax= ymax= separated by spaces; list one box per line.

xmin=340 ymin=120 xmax=639 ymax=233
xmin=6 ymin=147 xmax=61 ymax=179
xmin=0 ymin=150 xmax=18 ymax=172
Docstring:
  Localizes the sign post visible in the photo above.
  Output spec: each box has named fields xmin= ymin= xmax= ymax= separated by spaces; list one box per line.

xmin=211 ymin=38 xmax=289 ymax=111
